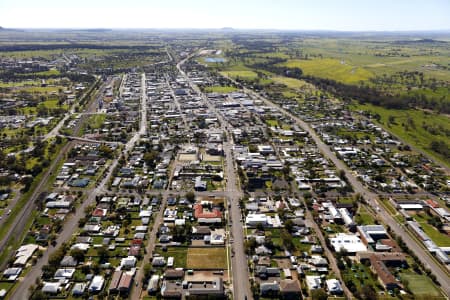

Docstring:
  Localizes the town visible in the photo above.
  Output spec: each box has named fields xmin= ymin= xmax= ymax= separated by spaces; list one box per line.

xmin=0 ymin=28 xmax=449 ymax=300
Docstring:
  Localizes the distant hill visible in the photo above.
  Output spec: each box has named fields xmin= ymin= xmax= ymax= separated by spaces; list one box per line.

xmin=393 ymin=38 xmax=448 ymax=45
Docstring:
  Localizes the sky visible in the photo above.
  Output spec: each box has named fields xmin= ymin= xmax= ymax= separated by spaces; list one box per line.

xmin=0 ymin=0 xmax=449 ymax=31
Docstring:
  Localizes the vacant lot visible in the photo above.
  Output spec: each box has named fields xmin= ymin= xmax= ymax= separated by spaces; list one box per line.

xmin=187 ymin=247 xmax=227 ymax=269
xmin=401 ymin=274 xmax=443 ymax=297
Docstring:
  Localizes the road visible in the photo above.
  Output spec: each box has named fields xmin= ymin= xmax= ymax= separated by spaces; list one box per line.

xmin=223 ymin=75 xmax=450 ymax=297
xmin=11 ymin=73 xmax=146 ymax=298
xmin=0 ymin=142 xmax=73 ymax=270
xmin=177 ymin=56 xmax=253 ymax=300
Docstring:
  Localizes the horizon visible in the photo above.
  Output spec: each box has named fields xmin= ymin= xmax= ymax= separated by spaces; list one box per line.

xmin=1 ymin=0 xmax=449 ymax=31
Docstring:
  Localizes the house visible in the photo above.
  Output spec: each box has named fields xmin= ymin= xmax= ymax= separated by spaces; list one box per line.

xmin=329 ymin=233 xmax=367 ymax=254
xmin=89 ymin=275 xmax=105 ymax=293
xmin=326 ymin=279 xmax=343 ymax=295
xmin=14 ymin=244 xmax=38 ymax=266
xmin=192 ymin=226 xmax=211 ymax=239
xmin=194 ymin=176 xmax=207 ymax=191
xmin=260 ymin=281 xmax=280 ymax=296
xmin=147 ymin=275 xmax=160 ymax=294
xmin=306 ymin=275 xmax=321 ymax=291
xmin=246 ymin=213 xmax=268 ymax=226
xmin=280 ymin=279 xmax=302 ymax=300
xmin=118 ymin=272 xmax=133 ymax=293
xmin=164 ymin=269 xmax=184 ymax=279
xmin=60 ymin=256 xmax=78 ymax=267
xmin=109 ymin=271 xmax=123 ymax=293
xmin=3 ymin=267 xmax=22 ymax=281
xmin=54 ymin=268 xmax=75 ymax=280
xmin=120 ymin=256 xmax=137 ymax=269
xmin=186 ymin=278 xmax=224 ymax=297
xmin=194 ymin=203 xmax=222 ymax=224
xmin=152 ymin=256 xmax=166 ymax=267
xmin=42 ymin=282 xmax=61 ymax=294
xmin=72 ymin=283 xmax=86 ymax=296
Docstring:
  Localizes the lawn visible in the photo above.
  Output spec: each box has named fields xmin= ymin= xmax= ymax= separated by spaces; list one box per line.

xmin=417 ymin=221 xmax=450 ymax=247
xmin=280 ymin=58 xmax=373 ymax=84
xmin=186 ymin=247 xmax=227 ymax=269
xmin=351 ymin=103 xmax=450 ymax=168
xmin=157 ymin=247 xmax=188 ymax=269
xmin=203 ymin=86 xmax=238 ymax=93
xmin=401 ymin=273 xmax=443 ymax=297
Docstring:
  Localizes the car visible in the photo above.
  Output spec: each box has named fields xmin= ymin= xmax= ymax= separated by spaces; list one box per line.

xmin=6 ymin=209 xmax=11 ymax=215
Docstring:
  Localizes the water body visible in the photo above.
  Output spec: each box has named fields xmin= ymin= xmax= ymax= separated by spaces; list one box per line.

xmin=205 ymin=57 xmax=226 ymax=63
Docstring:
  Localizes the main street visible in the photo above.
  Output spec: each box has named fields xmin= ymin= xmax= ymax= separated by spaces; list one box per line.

xmin=225 ymin=75 xmax=450 ymax=297
xmin=177 ymin=56 xmax=253 ymax=300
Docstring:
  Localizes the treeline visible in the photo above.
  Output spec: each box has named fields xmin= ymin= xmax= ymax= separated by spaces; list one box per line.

xmin=250 ymin=58 xmax=303 ymax=80
xmin=0 ymin=70 xmax=95 ymax=83
xmin=0 ymin=43 xmax=160 ymax=52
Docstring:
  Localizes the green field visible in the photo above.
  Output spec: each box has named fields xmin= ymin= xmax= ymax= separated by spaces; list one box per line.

xmin=186 ymin=247 xmax=227 ymax=269
xmin=351 ymin=103 xmax=450 ymax=168
xmin=401 ymin=274 xmax=443 ymax=297
xmin=220 ymin=70 xmax=258 ymax=79
xmin=204 ymin=86 xmax=238 ymax=93
xmin=280 ymin=58 xmax=374 ymax=84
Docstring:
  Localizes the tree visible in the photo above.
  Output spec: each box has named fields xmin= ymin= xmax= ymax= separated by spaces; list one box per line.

xmin=311 ymin=288 xmax=328 ymax=300
xmin=360 ymin=285 xmax=377 ymax=300
xmin=185 ymin=191 xmax=195 ymax=203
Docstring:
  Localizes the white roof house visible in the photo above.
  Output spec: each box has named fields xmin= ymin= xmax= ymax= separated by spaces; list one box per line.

xmin=330 ymin=233 xmax=367 ymax=253
xmin=89 ymin=275 xmax=105 ymax=292
xmin=42 ymin=282 xmax=61 ymax=294
xmin=120 ymin=256 xmax=137 ymax=269
xmin=306 ymin=275 xmax=321 ymax=290
xmin=246 ymin=214 xmax=269 ymax=226
xmin=326 ymin=279 xmax=343 ymax=294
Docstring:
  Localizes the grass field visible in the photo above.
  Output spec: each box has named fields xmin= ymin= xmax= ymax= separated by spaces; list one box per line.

xmin=414 ymin=214 xmax=450 ymax=247
xmin=203 ymin=86 xmax=238 ymax=93
xmin=186 ymin=247 xmax=227 ymax=269
xmin=271 ymin=76 xmax=313 ymax=90
xmin=220 ymin=70 xmax=258 ymax=79
xmin=280 ymin=58 xmax=374 ymax=84
xmin=401 ymin=274 xmax=443 ymax=297
xmin=351 ymin=103 xmax=450 ymax=168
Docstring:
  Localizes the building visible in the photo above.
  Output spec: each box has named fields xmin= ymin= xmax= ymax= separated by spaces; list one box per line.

xmin=326 ymin=279 xmax=343 ymax=295
xmin=280 ymin=279 xmax=302 ymax=300
xmin=329 ymin=233 xmax=367 ymax=254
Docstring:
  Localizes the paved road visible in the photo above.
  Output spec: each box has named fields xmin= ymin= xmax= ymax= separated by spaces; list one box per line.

xmin=11 ymin=145 xmax=124 ymax=299
xmin=11 ymin=74 xmax=146 ymax=299
xmin=177 ymin=56 xmax=253 ymax=300
xmin=0 ymin=142 xmax=73 ymax=269
xmin=226 ymin=76 xmax=450 ymax=297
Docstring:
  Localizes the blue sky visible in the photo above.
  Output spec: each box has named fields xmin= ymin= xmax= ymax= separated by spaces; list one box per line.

xmin=1 ymin=0 xmax=449 ymax=30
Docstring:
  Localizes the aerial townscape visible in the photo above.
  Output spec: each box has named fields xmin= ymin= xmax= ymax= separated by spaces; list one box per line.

xmin=0 ymin=2 xmax=449 ymax=300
